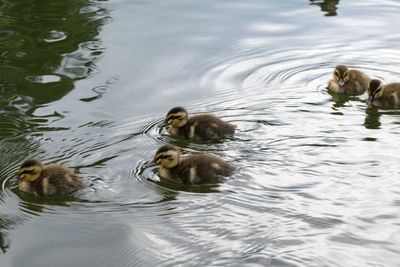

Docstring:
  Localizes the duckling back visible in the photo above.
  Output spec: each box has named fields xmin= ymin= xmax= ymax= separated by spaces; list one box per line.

xmin=344 ymin=69 xmax=370 ymax=93
xmin=164 ymin=154 xmax=235 ymax=184
xmin=42 ymin=165 xmax=86 ymax=195
xmin=170 ymin=114 xmax=236 ymax=141
xmin=372 ymin=83 xmax=400 ymax=107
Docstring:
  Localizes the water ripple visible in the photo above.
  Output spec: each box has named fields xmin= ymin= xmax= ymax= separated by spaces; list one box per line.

xmin=2 ymin=0 xmax=400 ymax=265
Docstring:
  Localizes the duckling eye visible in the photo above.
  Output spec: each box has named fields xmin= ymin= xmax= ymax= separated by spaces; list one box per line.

xmin=169 ymin=116 xmax=181 ymax=120
xmin=156 ymin=155 xmax=171 ymax=160
xmin=374 ymin=89 xmax=382 ymax=94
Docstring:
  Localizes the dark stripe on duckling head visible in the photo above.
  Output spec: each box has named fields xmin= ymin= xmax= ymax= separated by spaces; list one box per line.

xmin=156 ymin=144 xmax=180 ymax=154
xmin=20 ymin=159 xmax=42 ymax=169
xmin=155 ymin=154 xmax=173 ymax=160
xmin=167 ymin=115 xmax=183 ymax=120
xmin=167 ymin=107 xmax=187 ymax=116
xmin=335 ymin=65 xmax=348 ymax=75
xmin=19 ymin=169 xmax=36 ymax=175
xmin=369 ymin=79 xmax=382 ymax=94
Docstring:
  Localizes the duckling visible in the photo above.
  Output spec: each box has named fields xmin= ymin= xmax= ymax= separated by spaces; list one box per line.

xmin=328 ymin=65 xmax=370 ymax=93
xmin=367 ymin=79 xmax=400 ymax=107
xmin=13 ymin=159 xmax=87 ymax=196
xmin=147 ymin=145 xmax=235 ymax=184
xmin=158 ymin=107 xmax=236 ymax=141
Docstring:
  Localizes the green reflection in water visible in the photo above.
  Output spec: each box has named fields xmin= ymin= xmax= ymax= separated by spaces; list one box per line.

xmin=0 ymin=0 xmax=110 ymax=254
xmin=0 ymin=0 xmax=109 ymax=104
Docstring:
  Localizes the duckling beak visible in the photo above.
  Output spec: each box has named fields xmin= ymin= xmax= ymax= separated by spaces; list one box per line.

xmin=158 ymin=120 xmax=169 ymax=128
xmin=145 ymin=159 xmax=157 ymax=168
xmin=338 ymin=79 xmax=345 ymax=86
xmin=367 ymin=95 xmax=374 ymax=107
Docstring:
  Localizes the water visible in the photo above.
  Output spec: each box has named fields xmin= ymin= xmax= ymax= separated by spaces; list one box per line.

xmin=1 ymin=0 xmax=400 ymax=266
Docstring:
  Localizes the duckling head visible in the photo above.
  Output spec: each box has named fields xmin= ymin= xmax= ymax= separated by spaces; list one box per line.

xmin=333 ymin=65 xmax=349 ymax=86
xmin=367 ymin=79 xmax=383 ymax=106
xmin=158 ymin=107 xmax=188 ymax=128
xmin=17 ymin=159 xmax=43 ymax=183
xmin=149 ymin=145 xmax=180 ymax=169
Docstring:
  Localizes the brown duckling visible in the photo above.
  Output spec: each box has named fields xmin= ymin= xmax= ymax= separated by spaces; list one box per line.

xmin=14 ymin=159 xmax=87 ymax=196
xmin=147 ymin=145 xmax=235 ymax=184
xmin=158 ymin=107 xmax=236 ymax=141
xmin=328 ymin=65 xmax=370 ymax=93
xmin=367 ymin=79 xmax=400 ymax=107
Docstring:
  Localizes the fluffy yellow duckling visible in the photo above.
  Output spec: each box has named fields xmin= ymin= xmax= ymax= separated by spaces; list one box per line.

xmin=147 ymin=145 xmax=235 ymax=184
xmin=14 ymin=159 xmax=87 ymax=196
xmin=367 ymin=79 xmax=400 ymax=107
xmin=159 ymin=107 xmax=236 ymax=141
xmin=328 ymin=65 xmax=370 ymax=93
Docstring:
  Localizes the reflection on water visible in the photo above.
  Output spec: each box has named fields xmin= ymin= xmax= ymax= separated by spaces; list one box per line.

xmin=0 ymin=0 xmax=108 ymax=103
xmin=0 ymin=219 xmax=11 ymax=253
xmin=0 ymin=0 xmax=110 ymax=256
xmin=309 ymin=0 xmax=340 ymax=16
xmin=329 ymin=91 xmax=365 ymax=110
xmin=0 ymin=0 xmax=109 ymax=148
xmin=364 ymin=106 xmax=382 ymax=129
xmin=1 ymin=0 xmax=400 ymax=265
xmin=364 ymin=107 xmax=400 ymax=130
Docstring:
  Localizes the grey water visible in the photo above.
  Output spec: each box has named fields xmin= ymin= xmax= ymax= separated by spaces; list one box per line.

xmin=1 ymin=0 xmax=400 ymax=266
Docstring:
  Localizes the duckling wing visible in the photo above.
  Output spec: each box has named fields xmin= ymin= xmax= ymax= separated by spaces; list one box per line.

xmin=181 ymin=155 xmax=235 ymax=183
xmin=44 ymin=165 xmax=85 ymax=195
xmin=196 ymin=156 xmax=235 ymax=181
xmin=176 ymin=163 xmax=195 ymax=183
xmin=388 ymin=92 xmax=400 ymax=107
xmin=190 ymin=115 xmax=235 ymax=140
xmin=348 ymin=70 xmax=370 ymax=92
xmin=42 ymin=177 xmax=58 ymax=196
xmin=385 ymin=84 xmax=400 ymax=106
xmin=178 ymin=156 xmax=213 ymax=184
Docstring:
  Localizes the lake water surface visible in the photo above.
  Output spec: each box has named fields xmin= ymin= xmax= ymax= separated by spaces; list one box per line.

xmin=1 ymin=0 xmax=400 ymax=266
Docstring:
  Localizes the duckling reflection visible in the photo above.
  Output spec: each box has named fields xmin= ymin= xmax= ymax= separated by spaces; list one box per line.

xmin=309 ymin=0 xmax=340 ymax=16
xmin=363 ymin=105 xmax=381 ymax=130
xmin=367 ymin=79 xmax=400 ymax=107
xmin=13 ymin=159 xmax=87 ymax=196
xmin=147 ymin=145 xmax=235 ymax=184
xmin=328 ymin=65 xmax=370 ymax=93
xmin=0 ymin=227 xmax=10 ymax=253
xmin=159 ymin=107 xmax=236 ymax=141
xmin=154 ymin=178 xmax=222 ymax=194
xmin=329 ymin=91 xmax=351 ymax=109
xmin=328 ymin=90 xmax=365 ymax=110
